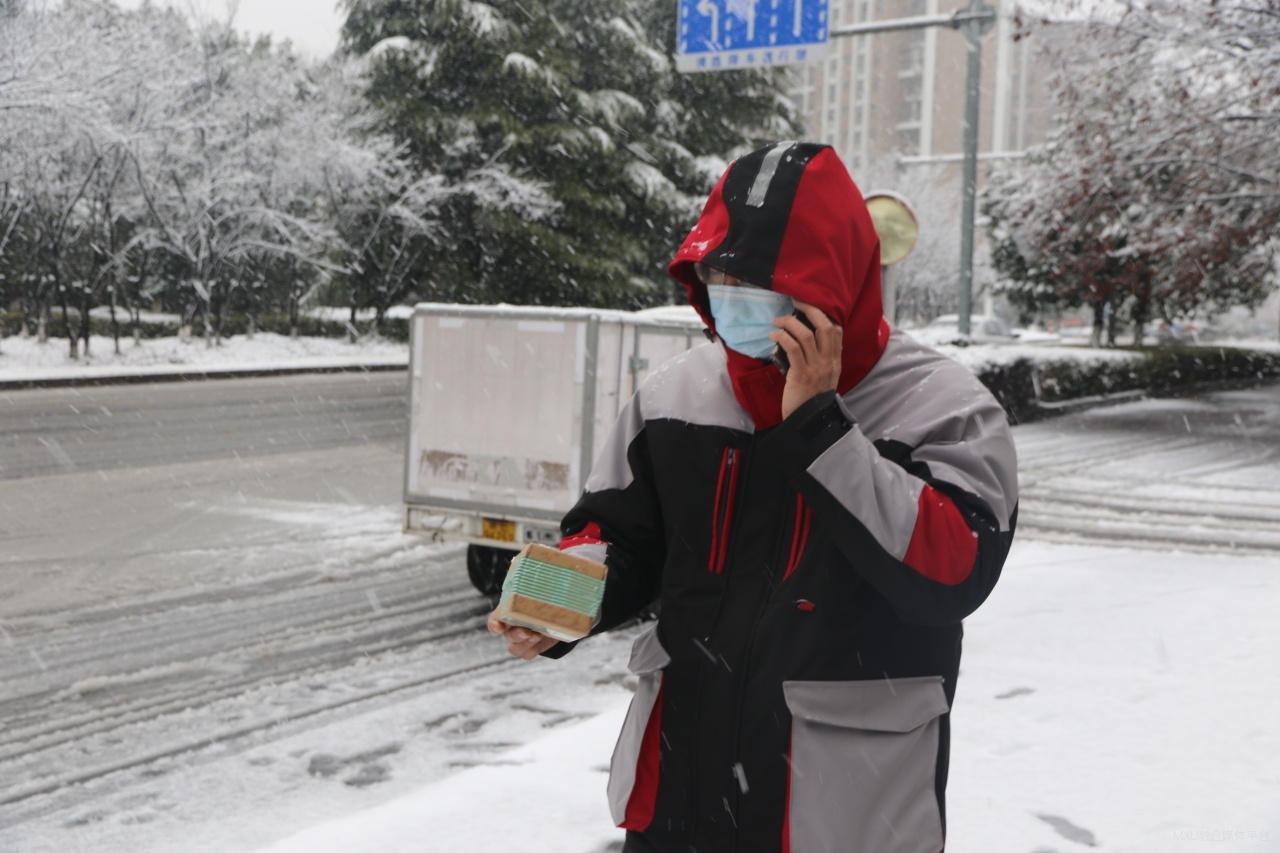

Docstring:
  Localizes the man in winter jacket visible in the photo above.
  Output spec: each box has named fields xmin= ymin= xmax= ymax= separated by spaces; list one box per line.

xmin=489 ymin=141 xmax=1019 ymax=853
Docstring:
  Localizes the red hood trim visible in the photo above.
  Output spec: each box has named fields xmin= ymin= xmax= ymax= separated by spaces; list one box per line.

xmin=668 ymin=144 xmax=887 ymax=429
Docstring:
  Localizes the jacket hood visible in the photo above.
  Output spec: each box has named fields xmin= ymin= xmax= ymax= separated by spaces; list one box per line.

xmin=668 ymin=142 xmax=888 ymax=427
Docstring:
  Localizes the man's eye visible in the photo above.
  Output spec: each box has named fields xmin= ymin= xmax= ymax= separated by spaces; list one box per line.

xmin=696 ymin=263 xmax=726 ymax=285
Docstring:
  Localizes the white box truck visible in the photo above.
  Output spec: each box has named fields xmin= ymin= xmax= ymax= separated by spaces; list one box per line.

xmin=403 ymin=302 xmax=705 ymax=593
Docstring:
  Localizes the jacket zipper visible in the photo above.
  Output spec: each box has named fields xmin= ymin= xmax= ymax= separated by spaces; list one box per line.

xmin=707 ymin=446 xmax=740 ymax=574
xmin=781 ymin=493 xmax=812 ymax=581
xmin=725 ymin=493 xmax=790 ymax=852
xmin=695 ymin=442 xmax=748 ymax=850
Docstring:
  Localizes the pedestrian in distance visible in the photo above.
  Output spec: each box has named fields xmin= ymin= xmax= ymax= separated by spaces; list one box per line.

xmin=489 ymin=141 xmax=1019 ymax=853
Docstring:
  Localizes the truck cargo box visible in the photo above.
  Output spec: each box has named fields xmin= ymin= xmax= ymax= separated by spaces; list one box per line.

xmin=403 ymin=303 xmax=704 ymax=592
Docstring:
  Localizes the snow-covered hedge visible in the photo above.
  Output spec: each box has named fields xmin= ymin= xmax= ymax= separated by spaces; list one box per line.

xmin=979 ymin=346 xmax=1280 ymax=423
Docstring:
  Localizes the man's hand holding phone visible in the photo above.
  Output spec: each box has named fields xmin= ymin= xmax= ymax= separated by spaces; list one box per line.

xmin=769 ymin=308 xmax=816 ymax=375
xmin=770 ymin=300 xmax=842 ymax=420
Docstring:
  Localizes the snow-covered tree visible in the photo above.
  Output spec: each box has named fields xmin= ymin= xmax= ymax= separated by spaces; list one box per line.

xmin=1 ymin=1 xmax=445 ymax=349
xmin=0 ymin=1 xmax=205 ymax=353
xmin=339 ymin=0 xmax=800 ymax=309
xmin=300 ymin=60 xmax=450 ymax=336
xmin=858 ymin=161 xmax=975 ymax=326
xmin=985 ymin=1 xmax=1280 ymax=345
xmin=132 ymin=26 xmax=333 ymax=345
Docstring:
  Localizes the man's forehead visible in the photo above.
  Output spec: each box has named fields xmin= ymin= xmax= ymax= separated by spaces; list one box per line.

xmin=694 ymin=262 xmax=764 ymax=289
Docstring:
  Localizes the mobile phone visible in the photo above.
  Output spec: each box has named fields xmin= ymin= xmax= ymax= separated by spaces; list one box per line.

xmin=771 ymin=309 xmax=817 ymax=374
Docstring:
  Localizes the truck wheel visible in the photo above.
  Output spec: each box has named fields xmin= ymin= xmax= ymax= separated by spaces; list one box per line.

xmin=466 ymin=545 xmax=516 ymax=596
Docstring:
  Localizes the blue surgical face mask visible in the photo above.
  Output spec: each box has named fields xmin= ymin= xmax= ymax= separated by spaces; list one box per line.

xmin=705 ymin=284 xmax=794 ymax=360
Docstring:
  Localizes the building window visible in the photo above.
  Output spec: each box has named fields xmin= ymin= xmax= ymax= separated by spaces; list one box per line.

xmin=897 ymin=76 xmax=922 ymax=122
xmin=896 ymin=127 xmax=920 ymax=153
xmin=898 ymin=41 xmax=924 ymax=74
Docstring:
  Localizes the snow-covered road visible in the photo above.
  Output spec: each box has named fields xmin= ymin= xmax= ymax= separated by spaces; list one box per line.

xmin=1015 ymin=385 xmax=1280 ymax=554
xmin=0 ymin=372 xmax=407 ymax=480
xmin=2 ymin=379 xmax=1278 ymax=853
xmin=0 ymin=428 xmax=645 ymax=853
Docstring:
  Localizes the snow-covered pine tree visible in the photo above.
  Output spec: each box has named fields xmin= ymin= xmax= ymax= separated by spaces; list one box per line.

xmin=339 ymin=0 xmax=799 ymax=309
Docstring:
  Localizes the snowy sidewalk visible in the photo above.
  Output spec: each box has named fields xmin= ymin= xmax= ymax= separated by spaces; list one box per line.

xmin=250 ymin=540 xmax=1280 ymax=853
xmin=252 ymin=705 xmax=628 ymax=853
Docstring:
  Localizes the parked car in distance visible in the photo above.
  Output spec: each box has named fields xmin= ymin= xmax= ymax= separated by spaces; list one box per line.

xmin=1146 ymin=321 xmax=1214 ymax=345
xmin=909 ymin=314 xmax=1020 ymax=347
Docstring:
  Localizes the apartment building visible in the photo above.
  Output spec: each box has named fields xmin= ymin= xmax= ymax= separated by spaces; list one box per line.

xmin=790 ymin=0 xmax=1056 ymax=180
xmin=782 ymin=0 xmax=1063 ymax=321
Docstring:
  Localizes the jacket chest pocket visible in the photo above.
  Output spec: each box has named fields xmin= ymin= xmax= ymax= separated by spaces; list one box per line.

xmin=607 ymin=625 xmax=670 ymax=830
xmin=782 ymin=676 xmax=949 ymax=853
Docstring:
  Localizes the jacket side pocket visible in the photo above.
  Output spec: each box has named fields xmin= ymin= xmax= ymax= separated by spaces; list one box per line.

xmin=607 ymin=624 xmax=671 ymax=829
xmin=782 ymin=676 xmax=949 ymax=853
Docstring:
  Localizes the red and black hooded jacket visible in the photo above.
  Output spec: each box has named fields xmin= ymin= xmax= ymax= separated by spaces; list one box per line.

xmin=556 ymin=142 xmax=1019 ymax=853
xmin=669 ymin=141 xmax=889 ymax=429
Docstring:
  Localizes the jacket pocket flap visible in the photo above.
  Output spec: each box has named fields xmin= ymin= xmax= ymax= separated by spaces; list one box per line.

xmin=628 ymin=624 xmax=671 ymax=675
xmin=783 ymin=676 xmax=948 ymax=733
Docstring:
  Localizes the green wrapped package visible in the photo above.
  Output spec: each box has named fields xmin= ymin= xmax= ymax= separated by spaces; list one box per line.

xmin=496 ymin=543 xmax=607 ymax=642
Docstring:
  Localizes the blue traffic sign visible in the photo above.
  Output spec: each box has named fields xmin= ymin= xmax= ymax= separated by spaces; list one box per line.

xmin=676 ymin=0 xmax=830 ymax=73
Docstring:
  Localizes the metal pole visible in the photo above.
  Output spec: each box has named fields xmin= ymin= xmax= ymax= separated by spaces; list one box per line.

xmin=881 ymin=264 xmax=896 ymax=324
xmin=831 ymin=1 xmax=995 ymax=337
xmin=830 ymin=10 xmax=994 ymax=37
xmin=956 ymin=0 xmax=988 ymax=337
xmin=579 ymin=314 xmax=600 ymax=494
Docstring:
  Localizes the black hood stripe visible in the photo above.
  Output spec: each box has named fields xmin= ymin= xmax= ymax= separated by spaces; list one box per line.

xmin=704 ymin=141 xmax=828 ymax=290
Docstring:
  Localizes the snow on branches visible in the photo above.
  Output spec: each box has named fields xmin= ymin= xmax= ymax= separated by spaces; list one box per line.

xmin=0 ymin=1 xmax=442 ymax=352
xmin=340 ymin=0 xmax=799 ymax=309
xmin=984 ymin=0 xmax=1280 ymax=346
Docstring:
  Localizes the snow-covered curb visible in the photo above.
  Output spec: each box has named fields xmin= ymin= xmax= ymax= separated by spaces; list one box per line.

xmin=0 ymin=332 xmax=408 ymax=388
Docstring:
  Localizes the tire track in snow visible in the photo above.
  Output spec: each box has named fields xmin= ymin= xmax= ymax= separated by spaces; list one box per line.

xmin=1014 ymin=387 xmax=1280 ymax=555
xmin=0 ymin=541 xmax=517 ymax=816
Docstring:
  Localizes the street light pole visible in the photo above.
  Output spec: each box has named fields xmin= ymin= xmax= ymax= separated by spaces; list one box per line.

xmin=956 ymin=0 xmax=991 ymax=337
xmin=831 ymin=0 xmax=995 ymax=336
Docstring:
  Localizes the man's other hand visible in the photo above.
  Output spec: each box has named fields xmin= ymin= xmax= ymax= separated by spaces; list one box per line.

xmin=487 ymin=610 xmax=560 ymax=660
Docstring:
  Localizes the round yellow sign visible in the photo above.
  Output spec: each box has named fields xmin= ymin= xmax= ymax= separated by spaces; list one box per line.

xmin=864 ymin=192 xmax=919 ymax=267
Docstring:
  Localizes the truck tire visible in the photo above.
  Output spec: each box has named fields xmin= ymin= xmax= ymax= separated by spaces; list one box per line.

xmin=466 ymin=545 xmax=516 ymax=596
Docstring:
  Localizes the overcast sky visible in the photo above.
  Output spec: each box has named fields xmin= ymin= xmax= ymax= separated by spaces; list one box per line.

xmin=113 ymin=0 xmax=345 ymax=58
